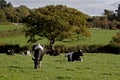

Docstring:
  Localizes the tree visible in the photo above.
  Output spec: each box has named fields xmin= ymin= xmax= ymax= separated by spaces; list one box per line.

xmin=103 ymin=9 xmax=114 ymax=17
xmin=16 ymin=5 xmax=31 ymax=22
xmin=3 ymin=6 xmax=19 ymax=22
xmin=0 ymin=9 xmax=7 ymax=22
xmin=24 ymin=5 xmax=90 ymax=50
xmin=115 ymin=4 xmax=120 ymax=21
xmin=7 ymin=2 xmax=13 ymax=7
xmin=0 ymin=0 xmax=7 ymax=9
xmin=103 ymin=9 xmax=116 ymax=21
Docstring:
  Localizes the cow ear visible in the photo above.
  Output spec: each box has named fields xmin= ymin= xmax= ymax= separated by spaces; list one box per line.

xmin=32 ymin=58 xmax=35 ymax=61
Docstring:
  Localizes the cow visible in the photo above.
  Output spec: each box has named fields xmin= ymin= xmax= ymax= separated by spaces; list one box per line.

xmin=32 ymin=43 xmax=45 ymax=69
xmin=65 ymin=49 xmax=84 ymax=62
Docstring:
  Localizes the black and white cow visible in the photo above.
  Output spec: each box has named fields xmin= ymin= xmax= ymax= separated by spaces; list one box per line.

xmin=66 ymin=50 xmax=84 ymax=62
xmin=32 ymin=43 xmax=44 ymax=69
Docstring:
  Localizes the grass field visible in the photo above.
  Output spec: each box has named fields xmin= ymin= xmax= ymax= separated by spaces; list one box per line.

xmin=0 ymin=24 xmax=24 ymax=31
xmin=0 ymin=24 xmax=119 ymax=46
xmin=0 ymin=53 xmax=120 ymax=80
xmin=0 ymin=25 xmax=120 ymax=80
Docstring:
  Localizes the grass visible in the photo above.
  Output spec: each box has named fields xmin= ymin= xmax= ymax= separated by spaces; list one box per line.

xmin=0 ymin=24 xmax=119 ymax=46
xmin=0 ymin=28 xmax=119 ymax=47
xmin=0 ymin=53 xmax=120 ymax=80
xmin=0 ymin=24 xmax=24 ymax=31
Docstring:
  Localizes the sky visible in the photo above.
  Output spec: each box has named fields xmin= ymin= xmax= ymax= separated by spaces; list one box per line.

xmin=6 ymin=0 xmax=120 ymax=16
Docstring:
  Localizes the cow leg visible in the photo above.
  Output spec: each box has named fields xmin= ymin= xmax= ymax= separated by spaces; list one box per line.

xmin=38 ymin=61 xmax=42 ymax=68
xmin=32 ymin=58 xmax=39 ymax=69
xmin=80 ymin=57 xmax=83 ymax=62
xmin=34 ymin=63 xmax=38 ymax=69
xmin=79 ymin=57 xmax=83 ymax=62
xmin=67 ymin=56 xmax=71 ymax=62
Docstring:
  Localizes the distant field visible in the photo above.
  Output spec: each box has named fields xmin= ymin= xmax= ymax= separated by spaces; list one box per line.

xmin=0 ymin=24 xmax=24 ymax=31
xmin=55 ymin=29 xmax=119 ymax=47
xmin=0 ymin=53 xmax=120 ymax=80
xmin=0 ymin=29 xmax=118 ymax=47
xmin=0 ymin=24 xmax=119 ymax=46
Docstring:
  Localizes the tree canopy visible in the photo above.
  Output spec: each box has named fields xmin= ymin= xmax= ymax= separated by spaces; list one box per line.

xmin=24 ymin=5 xmax=90 ymax=50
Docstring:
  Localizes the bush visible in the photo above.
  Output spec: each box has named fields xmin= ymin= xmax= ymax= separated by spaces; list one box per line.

xmin=52 ymin=44 xmax=120 ymax=54
xmin=97 ymin=44 xmax=120 ymax=54
xmin=0 ymin=44 xmax=21 ymax=53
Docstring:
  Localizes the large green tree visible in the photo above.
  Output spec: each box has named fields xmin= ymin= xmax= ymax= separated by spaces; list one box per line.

xmin=16 ymin=5 xmax=31 ymax=22
xmin=24 ymin=5 xmax=90 ymax=50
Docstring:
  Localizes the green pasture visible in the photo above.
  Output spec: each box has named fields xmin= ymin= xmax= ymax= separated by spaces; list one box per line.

xmin=0 ymin=24 xmax=119 ymax=47
xmin=0 ymin=24 xmax=23 ymax=31
xmin=0 ymin=53 xmax=120 ymax=80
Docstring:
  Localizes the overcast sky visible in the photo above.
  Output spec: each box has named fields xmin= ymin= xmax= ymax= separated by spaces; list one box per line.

xmin=6 ymin=0 xmax=120 ymax=16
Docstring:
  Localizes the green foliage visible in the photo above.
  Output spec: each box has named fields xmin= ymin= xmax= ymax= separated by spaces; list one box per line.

xmin=0 ymin=9 xmax=7 ymax=23
xmin=0 ymin=0 xmax=7 ymax=9
xmin=87 ymin=16 xmax=120 ymax=29
xmin=0 ymin=54 xmax=120 ymax=80
xmin=110 ymin=31 xmax=120 ymax=46
xmin=16 ymin=5 xmax=31 ymax=22
xmin=87 ymin=4 xmax=120 ymax=29
xmin=24 ymin=5 xmax=90 ymax=50
xmin=115 ymin=4 xmax=120 ymax=21
xmin=3 ymin=6 xmax=19 ymax=22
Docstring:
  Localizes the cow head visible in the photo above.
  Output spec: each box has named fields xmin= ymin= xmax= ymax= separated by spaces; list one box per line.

xmin=78 ymin=49 xmax=84 ymax=56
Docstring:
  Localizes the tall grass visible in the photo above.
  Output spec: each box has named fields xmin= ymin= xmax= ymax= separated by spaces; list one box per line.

xmin=0 ymin=53 xmax=120 ymax=80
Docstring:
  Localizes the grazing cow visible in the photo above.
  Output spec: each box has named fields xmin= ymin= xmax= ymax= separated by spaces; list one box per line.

xmin=32 ymin=43 xmax=44 ymax=69
xmin=66 ymin=50 xmax=84 ymax=62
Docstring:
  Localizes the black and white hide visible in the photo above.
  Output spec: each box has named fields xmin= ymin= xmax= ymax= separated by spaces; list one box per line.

xmin=32 ymin=44 xmax=44 ymax=69
xmin=66 ymin=50 xmax=84 ymax=62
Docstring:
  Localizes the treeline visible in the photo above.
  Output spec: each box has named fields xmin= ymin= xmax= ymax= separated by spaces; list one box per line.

xmin=0 ymin=0 xmax=31 ymax=23
xmin=87 ymin=5 xmax=120 ymax=29
xmin=0 ymin=0 xmax=120 ymax=29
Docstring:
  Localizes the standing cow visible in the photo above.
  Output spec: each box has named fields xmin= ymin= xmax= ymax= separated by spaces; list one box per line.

xmin=32 ymin=43 xmax=44 ymax=69
xmin=66 ymin=50 xmax=84 ymax=62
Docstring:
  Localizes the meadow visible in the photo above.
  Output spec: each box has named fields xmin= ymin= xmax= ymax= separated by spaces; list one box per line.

xmin=0 ymin=24 xmax=119 ymax=47
xmin=0 ymin=24 xmax=120 ymax=80
xmin=0 ymin=24 xmax=24 ymax=31
xmin=0 ymin=53 xmax=120 ymax=80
